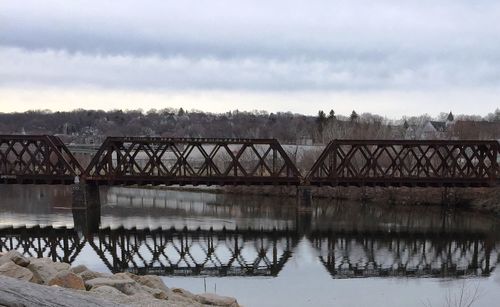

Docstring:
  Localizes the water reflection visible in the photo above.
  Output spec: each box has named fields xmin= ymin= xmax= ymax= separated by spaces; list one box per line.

xmin=0 ymin=185 xmax=499 ymax=280
xmin=312 ymin=231 xmax=496 ymax=278
xmin=0 ymin=225 xmax=498 ymax=279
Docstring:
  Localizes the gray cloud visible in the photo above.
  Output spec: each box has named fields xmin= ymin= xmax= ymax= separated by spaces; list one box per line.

xmin=0 ymin=0 xmax=499 ymax=114
xmin=1 ymin=47 xmax=499 ymax=91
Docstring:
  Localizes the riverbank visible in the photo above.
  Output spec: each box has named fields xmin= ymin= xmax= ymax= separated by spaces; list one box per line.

xmin=0 ymin=250 xmax=240 ymax=307
xmin=142 ymin=185 xmax=500 ymax=216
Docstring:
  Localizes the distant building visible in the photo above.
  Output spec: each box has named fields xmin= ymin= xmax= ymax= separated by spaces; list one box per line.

xmin=421 ymin=113 xmax=455 ymax=139
xmin=403 ymin=112 xmax=456 ymax=140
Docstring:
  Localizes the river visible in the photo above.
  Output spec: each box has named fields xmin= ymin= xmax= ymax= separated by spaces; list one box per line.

xmin=1 ymin=185 xmax=500 ymax=307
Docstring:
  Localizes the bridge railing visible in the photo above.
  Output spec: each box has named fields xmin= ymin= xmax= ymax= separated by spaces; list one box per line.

xmin=83 ymin=137 xmax=302 ymax=186
xmin=306 ymin=140 xmax=499 ymax=187
xmin=0 ymin=135 xmax=83 ymax=184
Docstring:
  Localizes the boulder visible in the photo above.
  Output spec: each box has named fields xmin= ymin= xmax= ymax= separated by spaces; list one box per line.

xmin=196 ymin=293 xmax=239 ymax=307
xmin=78 ymin=269 xmax=106 ymax=281
xmin=171 ymin=288 xmax=197 ymax=300
xmin=88 ymin=286 xmax=182 ymax=307
xmin=0 ymin=261 xmax=34 ymax=282
xmin=90 ymin=285 xmax=128 ymax=297
xmin=0 ymin=251 xmax=30 ymax=267
xmin=48 ymin=270 xmax=86 ymax=290
xmin=0 ymin=276 xmax=123 ymax=307
xmin=0 ymin=257 xmax=12 ymax=267
xmin=27 ymin=257 xmax=71 ymax=284
xmin=139 ymin=285 xmax=168 ymax=300
xmin=127 ymin=274 xmax=170 ymax=293
xmin=70 ymin=264 xmax=89 ymax=274
xmin=85 ymin=277 xmax=141 ymax=295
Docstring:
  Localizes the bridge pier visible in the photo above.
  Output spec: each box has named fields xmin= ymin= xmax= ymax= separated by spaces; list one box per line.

xmin=296 ymin=186 xmax=313 ymax=210
xmin=72 ymin=183 xmax=101 ymax=210
xmin=296 ymin=210 xmax=312 ymax=236
xmin=72 ymin=206 xmax=100 ymax=234
xmin=72 ymin=183 xmax=101 ymax=233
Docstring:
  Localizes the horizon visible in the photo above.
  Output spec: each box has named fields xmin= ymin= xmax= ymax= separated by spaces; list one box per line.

xmin=1 ymin=106 xmax=499 ymax=122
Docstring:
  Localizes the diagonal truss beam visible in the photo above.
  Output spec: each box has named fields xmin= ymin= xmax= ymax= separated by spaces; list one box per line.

xmin=0 ymin=135 xmax=82 ymax=184
xmin=307 ymin=140 xmax=499 ymax=187
xmin=84 ymin=137 xmax=302 ymax=186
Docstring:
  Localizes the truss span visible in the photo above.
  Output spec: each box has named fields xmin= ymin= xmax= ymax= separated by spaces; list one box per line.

xmin=84 ymin=137 xmax=301 ymax=186
xmin=307 ymin=140 xmax=499 ymax=187
xmin=0 ymin=135 xmax=83 ymax=184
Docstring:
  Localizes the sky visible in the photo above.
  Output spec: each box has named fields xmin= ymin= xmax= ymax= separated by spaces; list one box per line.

xmin=0 ymin=0 xmax=499 ymax=118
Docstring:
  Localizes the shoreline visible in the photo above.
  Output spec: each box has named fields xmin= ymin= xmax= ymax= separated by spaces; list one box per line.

xmin=125 ymin=184 xmax=500 ymax=216
xmin=0 ymin=250 xmax=240 ymax=307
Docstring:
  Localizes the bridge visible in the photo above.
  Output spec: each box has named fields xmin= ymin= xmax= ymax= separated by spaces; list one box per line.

xmin=1 ymin=136 xmax=498 ymax=195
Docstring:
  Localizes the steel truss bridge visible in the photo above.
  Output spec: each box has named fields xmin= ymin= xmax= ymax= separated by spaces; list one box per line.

xmin=1 ymin=135 xmax=498 ymax=187
xmin=0 ymin=226 xmax=497 ymax=278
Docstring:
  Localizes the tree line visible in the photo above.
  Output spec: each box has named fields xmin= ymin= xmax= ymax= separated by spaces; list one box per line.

xmin=0 ymin=108 xmax=499 ymax=144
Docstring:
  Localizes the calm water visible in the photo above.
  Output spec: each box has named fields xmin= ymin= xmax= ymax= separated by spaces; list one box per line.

xmin=1 ymin=185 xmax=500 ymax=307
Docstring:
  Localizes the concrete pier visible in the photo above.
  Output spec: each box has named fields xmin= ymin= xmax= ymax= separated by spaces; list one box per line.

xmin=296 ymin=185 xmax=312 ymax=210
xmin=72 ymin=183 xmax=101 ymax=233
xmin=72 ymin=183 xmax=100 ymax=209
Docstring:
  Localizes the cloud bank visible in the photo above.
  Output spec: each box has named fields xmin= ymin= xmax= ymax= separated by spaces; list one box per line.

xmin=1 ymin=0 xmax=499 ymax=116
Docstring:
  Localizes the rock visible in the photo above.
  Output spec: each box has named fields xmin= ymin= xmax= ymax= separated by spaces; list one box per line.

xmin=111 ymin=272 xmax=134 ymax=280
xmin=48 ymin=270 xmax=86 ymax=290
xmin=0 ymin=261 xmax=34 ymax=282
xmin=88 ymin=286 xmax=182 ymax=307
xmin=0 ymin=251 xmax=30 ymax=267
xmin=139 ymin=285 xmax=168 ymax=300
xmin=0 ymin=276 xmax=124 ymax=307
xmin=196 ymin=293 xmax=239 ymax=307
xmin=70 ymin=264 xmax=89 ymax=274
xmin=79 ymin=269 xmax=106 ymax=281
xmin=85 ymin=277 xmax=141 ymax=295
xmin=90 ymin=285 xmax=128 ymax=297
xmin=127 ymin=274 xmax=170 ymax=293
xmin=0 ymin=257 xmax=13 ymax=267
xmin=27 ymin=258 xmax=71 ymax=284
xmin=172 ymin=288 xmax=197 ymax=300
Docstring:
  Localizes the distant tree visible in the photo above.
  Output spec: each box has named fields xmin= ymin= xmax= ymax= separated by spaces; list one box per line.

xmin=350 ymin=110 xmax=359 ymax=122
xmin=486 ymin=108 xmax=500 ymax=122
xmin=447 ymin=111 xmax=454 ymax=122
xmin=317 ymin=110 xmax=326 ymax=123
xmin=178 ymin=108 xmax=185 ymax=116
xmin=316 ymin=110 xmax=327 ymax=142
xmin=328 ymin=109 xmax=336 ymax=120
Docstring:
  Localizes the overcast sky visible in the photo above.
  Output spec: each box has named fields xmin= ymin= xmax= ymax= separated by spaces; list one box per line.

xmin=1 ymin=0 xmax=499 ymax=117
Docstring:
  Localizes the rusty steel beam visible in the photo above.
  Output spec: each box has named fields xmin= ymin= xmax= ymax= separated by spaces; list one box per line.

xmin=2 ymin=135 xmax=500 ymax=188
xmin=83 ymin=137 xmax=302 ymax=186
xmin=307 ymin=140 xmax=499 ymax=187
xmin=0 ymin=135 xmax=82 ymax=184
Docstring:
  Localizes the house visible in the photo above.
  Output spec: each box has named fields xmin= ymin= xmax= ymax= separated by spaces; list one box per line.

xmin=420 ymin=112 xmax=455 ymax=139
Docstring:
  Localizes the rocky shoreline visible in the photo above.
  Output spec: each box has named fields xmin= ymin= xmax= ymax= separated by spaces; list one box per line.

xmin=0 ymin=250 xmax=240 ymax=307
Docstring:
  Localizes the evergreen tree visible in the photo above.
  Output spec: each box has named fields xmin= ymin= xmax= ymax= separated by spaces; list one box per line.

xmin=350 ymin=110 xmax=359 ymax=122
xmin=447 ymin=111 xmax=454 ymax=122
xmin=328 ymin=109 xmax=336 ymax=120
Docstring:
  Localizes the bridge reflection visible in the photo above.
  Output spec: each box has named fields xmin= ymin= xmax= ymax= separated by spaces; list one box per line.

xmin=90 ymin=228 xmax=296 ymax=276
xmin=0 ymin=225 xmax=498 ymax=278
xmin=311 ymin=231 xmax=498 ymax=278
xmin=0 ymin=226 xmax=297 ymax=277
